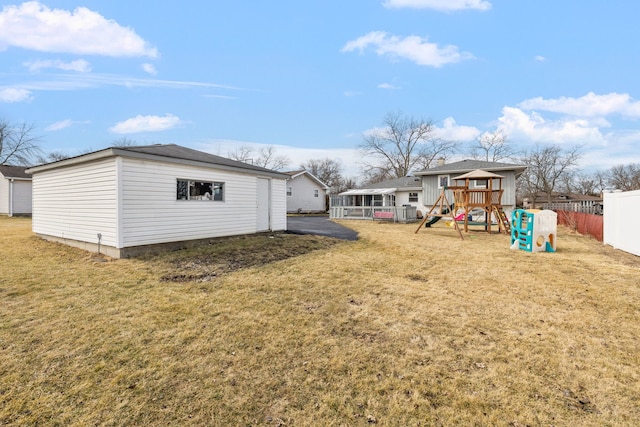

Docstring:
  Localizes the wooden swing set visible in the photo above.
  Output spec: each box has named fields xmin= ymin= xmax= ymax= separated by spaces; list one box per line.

xmin=414 ymin=169 xmax=511 ymax=239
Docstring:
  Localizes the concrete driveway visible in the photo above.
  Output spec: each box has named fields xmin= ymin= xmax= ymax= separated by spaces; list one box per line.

xmin=286 ymin=216 xmax=358 ymax=241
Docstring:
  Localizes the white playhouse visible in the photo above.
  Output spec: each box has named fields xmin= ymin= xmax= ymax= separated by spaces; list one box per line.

xmin=510 ymin=209 xmax=557 ymax=253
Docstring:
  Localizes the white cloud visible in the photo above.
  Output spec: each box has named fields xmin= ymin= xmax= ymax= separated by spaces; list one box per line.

xmin=378 ymin=82 xmax=400 ymax=90
xmin=110 ymin=114 xmax=181 ymax=134
xmin=0 ymin=87 xmax=32 ymax=102
xmin=342 ymin=31 xmax=473 ymax=67
xmin=142 ymin=63 xmax=157 ymax=75
xmin=383 ymin=0 xmax=491 ymax=11
xmin=518 ymin=92 xmax=640 ymax=118
xmin=0 ymin=2 xmax=158 ymax=57
xmin=434 ymin=117 xmax=480 ymax=141
xmin=497 ymin=106 xmax=606 ymax=145
xmin=343 ymin=90 xmax=362 ymax=97
xmin=534 ymin=55 xmax=546 ymax=62
xmin=9 ymin=73 xmax=243 ymax=94
xmin=45 ymin=119 xmax=74 ymax=131
xmin=24 ymin=59 xmax=91 ymax=73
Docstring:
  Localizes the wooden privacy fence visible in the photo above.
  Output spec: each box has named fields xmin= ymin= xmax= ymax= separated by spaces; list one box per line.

xmin=556 ymin=210 xmax=603 ymax=242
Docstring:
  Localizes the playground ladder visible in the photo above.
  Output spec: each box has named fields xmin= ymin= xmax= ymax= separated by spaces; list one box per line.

xmin=492 ymin=206 xmax=511 ymax=234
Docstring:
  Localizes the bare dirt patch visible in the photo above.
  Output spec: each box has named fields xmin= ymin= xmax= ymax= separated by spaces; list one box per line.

xmin=146 ymin=232 xmax=343 ymax=282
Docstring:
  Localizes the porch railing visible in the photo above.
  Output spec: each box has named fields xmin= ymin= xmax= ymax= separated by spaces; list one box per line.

xmin=329 ymin=205 xmax=418 ymax=222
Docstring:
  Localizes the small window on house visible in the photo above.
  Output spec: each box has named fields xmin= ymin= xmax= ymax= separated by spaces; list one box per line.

xmin=409 ymin=192 xmax=418 ymax=202
xmin=474 ymin=179 xmax=487 ymax=189
xmin=177 ymin=179 xmax=224 ymax=201
xmin=287 ymin=187 xmax=292 ymax=196
xmin=314 ymin=189 xmax=319 ymax=198
xmin=438 ymin=175 xmax=450 ymax=189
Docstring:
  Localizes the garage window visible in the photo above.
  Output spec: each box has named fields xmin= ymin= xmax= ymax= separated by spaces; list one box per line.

xmin=177 ymin=180 xmax=224 ymax=201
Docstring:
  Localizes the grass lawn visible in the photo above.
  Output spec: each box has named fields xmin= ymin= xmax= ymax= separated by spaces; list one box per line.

xmin=1 ymin=216 xmax=639 ymax=426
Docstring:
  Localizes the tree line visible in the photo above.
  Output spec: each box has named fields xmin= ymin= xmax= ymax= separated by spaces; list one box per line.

xmin=2 ymin=116 xmax=639 ymax=202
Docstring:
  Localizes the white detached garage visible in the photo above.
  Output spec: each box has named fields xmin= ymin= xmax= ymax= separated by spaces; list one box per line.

xmin=26 ymin=144 xmax=288 ymax=258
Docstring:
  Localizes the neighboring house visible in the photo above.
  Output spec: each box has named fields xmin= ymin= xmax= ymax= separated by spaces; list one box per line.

xmin=525 ymin=192 xmax=603 ymax=214
xmin=330 ymin=176 xmax=423 ymax=222
xmin=284 ymin=170 xmax=329 ymax=213
xmin=0 ymin=165 xmax=32 ymax=216
xmin=414 ymin=159 xmax=527 ymax=215
xmin=26 ymin=144 xmax=288 ymax=258
xmin=337 ymin=175 xmax=425 ymax=212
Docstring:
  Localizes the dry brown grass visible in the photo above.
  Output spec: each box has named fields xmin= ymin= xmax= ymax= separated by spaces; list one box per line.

xmin=1 ymin=216 xmax=639 ymax=426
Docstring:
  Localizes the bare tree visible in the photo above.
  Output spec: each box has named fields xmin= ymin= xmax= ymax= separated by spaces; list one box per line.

xmin=36 ymin=151 xmax=71 ymax=164
xmin=517 ymin=144 xmax=583 ymax=204
xmin=608 ymin=163 xmax=640 ymax=191
xmin=254 ymin=146 xmax=290 ymax=171
xmin=566 ymin=170 xmax=609 ymax=196
xmin=228 ymin=145 xmax=290 ymax=171
xmin=359 ymin=112 xmax=458 ymax=180
xmin=112 ymin=137 xmax=138 ymax=147
xmin=300 ymin=157 xmax=344 ymax=193
xmin=470 ymin=130 xmax=516 ymax=162
xmin=0 ymin=120 xmax=42 ymax=165
xmin=338 ymin=176 xmax=359 ymax=193
xmin=227 ymin=144 xmax=255 ymax=164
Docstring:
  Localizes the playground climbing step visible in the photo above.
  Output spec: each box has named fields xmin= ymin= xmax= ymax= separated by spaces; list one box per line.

xmin=493 ymin=206 xmax=511 ymax=234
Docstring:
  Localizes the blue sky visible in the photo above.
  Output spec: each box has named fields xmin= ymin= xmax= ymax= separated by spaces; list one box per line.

xmin=1 ymin=0 xmax=640 ymax=178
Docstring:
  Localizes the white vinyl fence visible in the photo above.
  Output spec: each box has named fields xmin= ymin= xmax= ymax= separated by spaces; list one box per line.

xmin=603 ymin=190 xmax=640 ymax=256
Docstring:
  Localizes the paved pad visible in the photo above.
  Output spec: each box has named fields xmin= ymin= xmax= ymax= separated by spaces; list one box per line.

xmin=286 ymin=216 xmax=358 ymax=241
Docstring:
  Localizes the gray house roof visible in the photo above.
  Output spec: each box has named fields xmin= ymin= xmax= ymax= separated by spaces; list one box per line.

xmin=0 ymin=165 xmax=31 ymax=179
xmin=415 ymin=159 xmax=526 ymax=176
xmin=358 ymin=176 xmax=423 ymax=190
xmin=283 ymin=170 xmax=330 ymax=189
xmin=27 ymin=144 xmax=289 ymax=179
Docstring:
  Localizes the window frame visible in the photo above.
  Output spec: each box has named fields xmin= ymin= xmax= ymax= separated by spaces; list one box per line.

xmin=473 ymin=179 xmax=488 ymax=189
xmin=176 ymin=179 xmax=225 ymax=201
xmin=408 ymin=192 xmax=419 ymax=203
xmin=437 ymin=175 xmax=450 ymax=189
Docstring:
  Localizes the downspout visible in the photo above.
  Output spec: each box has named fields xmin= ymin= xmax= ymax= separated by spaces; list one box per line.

xmin=8 ymin=178 xmax=14 ymax=217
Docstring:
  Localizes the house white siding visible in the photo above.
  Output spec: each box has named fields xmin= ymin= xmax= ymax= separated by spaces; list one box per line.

xmin=32 ymin=158 xmax=118 ymax=247
xmin=394 ymin=189 xmax=426 ymax=214
xmin=119 ymin=158 xmax=286 ymax=247
xmin=287 ymin=174 xmax=326 ymax=212
xmin=1 ymin=177 xmax=32 ymax=215
xmin=11 ymin=180 xmax=32 ymax=214
xmin=0 ymin=177 xmax=7 ymax=214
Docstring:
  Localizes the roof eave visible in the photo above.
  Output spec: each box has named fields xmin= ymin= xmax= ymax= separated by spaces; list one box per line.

xmin=26 ymin=147 xmax=289 ymax=179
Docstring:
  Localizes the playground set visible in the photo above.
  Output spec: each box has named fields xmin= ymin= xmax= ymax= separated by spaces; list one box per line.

xmin=414 ymin=169 xmax=511 ymax=239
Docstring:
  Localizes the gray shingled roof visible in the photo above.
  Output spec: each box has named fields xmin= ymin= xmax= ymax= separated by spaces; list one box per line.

xmin=27 ymin=144 xmax=288 ymax=178
xmin=0 ymin=165 xmax=31 ymax=179
xmin=415 ymin=159 xmax=526 ymax=175
xmin=358 ymin=176 xmax=423 ymax=190
xmin=117 ymin=144 xmax=283 ymax=175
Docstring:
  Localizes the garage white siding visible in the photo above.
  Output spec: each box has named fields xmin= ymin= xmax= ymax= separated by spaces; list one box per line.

xmin=32 ymin=158 xmax=118 ymax=247
xmin=120 ymin=157 xmax=271 ymax=247
xmin=270 ymin=178 xmax=287 ymax=231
